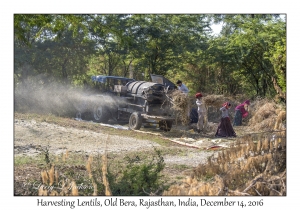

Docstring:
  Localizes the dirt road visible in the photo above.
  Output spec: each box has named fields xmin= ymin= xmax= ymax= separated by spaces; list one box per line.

xmin=14 ymin=118 xmax=219 ymax=167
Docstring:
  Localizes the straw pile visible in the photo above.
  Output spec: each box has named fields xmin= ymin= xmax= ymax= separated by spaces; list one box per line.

xmin=202 ymin=95 xmax=226 ymax=108
xmin=248 ymin=98 xmax=286 ymax=131
xmin=169 ymin=90 xmax=190 ymax=125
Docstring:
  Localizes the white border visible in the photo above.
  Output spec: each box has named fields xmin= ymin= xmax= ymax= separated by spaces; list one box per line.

xmin=3 ymin=1 xmax=297 ymax=209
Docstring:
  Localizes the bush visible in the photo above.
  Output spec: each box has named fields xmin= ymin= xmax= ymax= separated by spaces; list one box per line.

xmin=108 ymin=148 xmax=166 ymax=196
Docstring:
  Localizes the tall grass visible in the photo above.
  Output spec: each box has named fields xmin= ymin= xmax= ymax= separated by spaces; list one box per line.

xmin=163 ymin=131 xmax=286 ymax=196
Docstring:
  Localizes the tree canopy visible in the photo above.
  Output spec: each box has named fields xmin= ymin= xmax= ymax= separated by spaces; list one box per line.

xmin=14 ymin=14 xmax=286 ymax=100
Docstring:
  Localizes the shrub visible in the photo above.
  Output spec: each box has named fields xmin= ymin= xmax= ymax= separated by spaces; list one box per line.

xmin=108 ymin=148 xmax=166 ymax=196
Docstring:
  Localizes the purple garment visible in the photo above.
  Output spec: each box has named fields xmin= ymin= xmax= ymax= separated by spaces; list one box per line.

xmin=215 ymin=117 xmax=236 ymax=137
xmin=244 ymin=100 xmax=250 ymax=105
xmin=235 ymin=103 xmax=248 ymax=116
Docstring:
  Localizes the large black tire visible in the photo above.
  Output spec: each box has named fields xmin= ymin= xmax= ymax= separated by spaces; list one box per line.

xmin=129 ymin=112 xmax=143 ymax=130
xmin=92 ymin=105 xmax=110 ymax=123
xmin=159 ymin=120 xmax=173 ymax=131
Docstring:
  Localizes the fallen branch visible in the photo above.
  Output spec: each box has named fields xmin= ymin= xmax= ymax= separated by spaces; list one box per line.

xmin=228 ymin=190 xmax=250 ymax=196
xmin=243 ymin=176 xmax=263 ymax=193
xmin=252 ymin=186 xmax=262 ymax=196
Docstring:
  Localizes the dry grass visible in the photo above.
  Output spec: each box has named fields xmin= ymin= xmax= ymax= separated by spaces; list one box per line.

xmin=101 ymin=153 xmax=112 ymax=196
xmin=48 ymin=165 xmax=55 ymax=186
xmin=274 ymin=110 xmax=286 ymax=130
xmin=36 ymin=135 xmax=114 ymax=196
xmin=86 ymin=155 xmax=93 ymax=178
xmin=71 ymin=181 xmax=79 ymax=196
xmin=202 ymin=95 xmax=226 ymax=108
xmin=41 ymin=170 xmax=48 ymax=185
xmin=169 ymin=90 xmax=190 ymax=125
xmin=248 ymin=98 xmax=286 ymax=131
xmin=163 ymin=131 xmax=286 ymax=196
xmin=102 ymin=135 xmax=112 ymax=196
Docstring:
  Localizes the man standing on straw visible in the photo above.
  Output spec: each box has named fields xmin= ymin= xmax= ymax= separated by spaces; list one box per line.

xmin=176 ymin=80 xmax=189 ymax=95
xmin=195 ymin=92 xmax=206 ymax=133
xmin=177 ymin=80 xmax=190 ymax=119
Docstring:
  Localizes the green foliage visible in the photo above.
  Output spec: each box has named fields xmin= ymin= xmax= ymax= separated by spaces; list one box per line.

xmin=40 ymin=145 xmax=51 ymax=165
xmin=269 ymin=38 xmax=286 ymax=93
xmin=108 ymin=148 xmax=166 ymax=196
xmin=14 ymin=14 xmax=286 ymax=100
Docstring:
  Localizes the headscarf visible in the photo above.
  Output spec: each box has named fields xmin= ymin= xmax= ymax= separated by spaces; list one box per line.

xmin=223 ymin=102 xmax=231 ymax=109
xmin=244 ymin=100 xmax=250 ymax=105
xmin=195 ymin=92 xmax=202 ymax=98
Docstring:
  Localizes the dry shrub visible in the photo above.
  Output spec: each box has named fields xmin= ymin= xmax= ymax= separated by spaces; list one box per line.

xmin=163 ymin=131 xmax=286 ymax=196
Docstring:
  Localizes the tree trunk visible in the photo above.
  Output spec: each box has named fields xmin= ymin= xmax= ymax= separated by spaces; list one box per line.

xmin=62 ymin=59 xmax=68 ymax=83
xmin=272 ymin=77 xmax=286 ymax=100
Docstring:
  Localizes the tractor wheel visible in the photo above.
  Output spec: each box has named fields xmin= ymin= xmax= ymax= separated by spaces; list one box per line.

xmin=129 ymin=112 xmax=143 ymax=130
xmin=92 ymin=105 xmax=110 ymax=123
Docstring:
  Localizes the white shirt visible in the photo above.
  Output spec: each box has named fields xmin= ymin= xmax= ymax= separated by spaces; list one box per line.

xmin=178 ymin=83 xmax=189 ymax=95
xmin=220 ymin=106 xmax=229 ymax=118
xmin=196 ymin=98 xmax=206 ymax=113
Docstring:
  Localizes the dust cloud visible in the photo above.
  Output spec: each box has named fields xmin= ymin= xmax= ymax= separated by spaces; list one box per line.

xmin=14 ymin=76 xmax=126 ymax=117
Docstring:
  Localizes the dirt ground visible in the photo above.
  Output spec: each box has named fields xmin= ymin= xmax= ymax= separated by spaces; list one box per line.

xmin=14 ymin=114 xmax=260 ymax=195
xmin=14 ymin=118 xmax=224 ymax=167
xmin=14 ymin=110 xmax=259 ymax=163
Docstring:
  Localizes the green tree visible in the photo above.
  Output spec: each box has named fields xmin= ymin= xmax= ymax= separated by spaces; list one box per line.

xmin=127 ymin=14 xmax=210 ymax=80
xmin=208 ymin=14 xmax=286 ymax=97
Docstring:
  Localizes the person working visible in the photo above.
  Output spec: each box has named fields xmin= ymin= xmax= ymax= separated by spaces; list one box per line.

xmin=195 ymin=92 xmax=206 ymax=133
xmin=233 ymin=100 xmax=250 ymax=126
xmin=215 ymin=102 xmax=236 ymax=137
xmin=176 ymin=80 xmax=189 ymax=95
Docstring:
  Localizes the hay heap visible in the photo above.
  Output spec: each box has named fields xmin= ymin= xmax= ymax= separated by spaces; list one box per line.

xmin=169 ymin=90 xmax=190 ymax=125
xmin=248 ymin=98 xmax=286 ymax=131
xmin=202 ymin=95 xmax=227 ymax=108
xmin=202 ymin=95 xmax=226 ymax=108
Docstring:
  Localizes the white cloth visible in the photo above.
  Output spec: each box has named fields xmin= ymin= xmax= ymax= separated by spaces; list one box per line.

xmin=196 ymin=98 xmax=206 ymax=131
xmin=196 ymin=98 xmax=206 ymax=113
xmin=178 ymin=83 xmax=189 ymax=95
xmin=197 ymin=112 xmax=204 ymax=130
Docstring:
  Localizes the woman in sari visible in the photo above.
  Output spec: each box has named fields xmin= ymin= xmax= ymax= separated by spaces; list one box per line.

xmin=215 ymin=102 xmax=236 ymax=137
xmin=233 ymin=100 xmax=250 ymax=126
